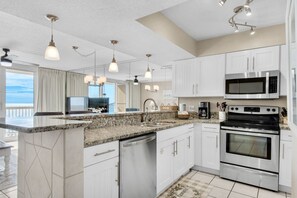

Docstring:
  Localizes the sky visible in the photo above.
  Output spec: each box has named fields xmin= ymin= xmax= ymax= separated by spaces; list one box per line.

xmin=6 ymin=71 xmax=34 ymax=105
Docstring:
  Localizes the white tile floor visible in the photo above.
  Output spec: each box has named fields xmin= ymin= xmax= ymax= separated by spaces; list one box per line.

xmin=0 ymin=186 xmax=17 ymax=198
xmin=161 ymin=170 xmax=291 ymax=198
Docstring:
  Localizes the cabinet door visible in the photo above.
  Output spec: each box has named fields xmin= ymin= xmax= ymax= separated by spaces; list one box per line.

xmin=157 ymin=139 xmax=174 ymax=194
xmin=198 ymin=54 xmax=225 ymax=96
xmin=201 ymin=131 xmax=220 ymax=170
xmin=279 ymin=140 xmax=292 ymax=187
xmin=252 ymin=46 xmax=280 ymax=72
xmin=226 ymin=50 xmax=251 ymax=74
xmin=194 ymin=124 xmax=202 ymax=167
xmin=84 ymin=157 xmax=119 ymax=198
xmin=185 ymin=131 xmax=194 ymax=169
xmin=173 ymin=135 xmax=187 ymax=180
xmin=280 ymin=45 xmax=288 ymax=96
xmin=172 ymin=59 xmax=198 ymax=97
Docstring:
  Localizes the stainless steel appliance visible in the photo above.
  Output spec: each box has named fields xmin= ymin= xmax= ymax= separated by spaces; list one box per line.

xmin=66 ymin=97 xmax=89 ymax=114
xmin=220 ymin=105 xmax=280 ymax=191
xmin=198 ymin=102 xmax=210 ymax=119
xmin=225 ymin=70 xmax=280 ymax=99
xmin=120 ymin=134 xmax=156 ymax=198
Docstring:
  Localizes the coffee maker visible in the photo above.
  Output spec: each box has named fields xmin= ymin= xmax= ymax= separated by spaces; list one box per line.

xmin=198 ymin=102 xmax=210 ymax=119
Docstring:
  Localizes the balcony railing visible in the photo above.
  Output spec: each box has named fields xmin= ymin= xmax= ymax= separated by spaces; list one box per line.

xmin=6 ymin=106 xmax=34 ymax=118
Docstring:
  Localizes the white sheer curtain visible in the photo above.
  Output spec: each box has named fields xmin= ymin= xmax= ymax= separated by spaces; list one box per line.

xmin=36 ymin=68 xmax=66 ymax=113
xmin=66 ymin=72 xmax=88 ymax=97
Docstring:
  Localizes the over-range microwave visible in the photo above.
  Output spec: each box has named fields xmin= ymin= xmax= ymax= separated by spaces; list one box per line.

xmin=224 ymin=70 xmax=280 ymax=99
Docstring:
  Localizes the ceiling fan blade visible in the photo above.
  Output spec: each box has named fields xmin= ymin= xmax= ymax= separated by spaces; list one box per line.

xmin=6 ymin=54 xmax=18 ymax=60
xmin=12 ymin=59 xmax=39 ymax=66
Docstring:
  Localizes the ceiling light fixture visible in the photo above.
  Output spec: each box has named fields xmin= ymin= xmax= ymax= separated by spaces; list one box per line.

xmin=144 ymin=54 xmax=152 ymax=79
xmin=133 ymin=76 xmax=139 ymax=85
xmin=144 ymin=69 xmax=159 ymax=92
xmin=1 ymin=48 xmax=12 ymax=67
xmin=109 ymin=40 xmax=119 ymax=72
xmin=218 ymin=0 xmax=227 ymax=6
xmin=44 ymin=14 xmax=60 ymax=61
xmin=226 ymin=0 xmax=256 ymax=35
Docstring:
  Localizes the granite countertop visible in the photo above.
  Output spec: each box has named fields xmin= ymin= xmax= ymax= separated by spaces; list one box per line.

xmin=84 ymin=118 xmax=221 ymax=147
xmin=0 ymin=116 xmax=91 ymax=133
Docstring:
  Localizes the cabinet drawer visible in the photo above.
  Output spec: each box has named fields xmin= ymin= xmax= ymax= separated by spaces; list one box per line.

xmin=157 ymin=124 xmax=193 ymax=142
xmin=281 ymin=130 xmax=292 ymax=142
xmin=202 ymin=124 xmax=219 ymax=133
xmin=84 ymin=141 xmax=119 ymax=167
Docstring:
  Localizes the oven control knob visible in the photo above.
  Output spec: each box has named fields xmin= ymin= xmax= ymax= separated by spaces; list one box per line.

xmin=235 ymin=107 xmax=238 ymax=111
xmin=267 ymin=108 xmax=270 ymax=112
xmin=231 ymin=107 xmax=234 ymax=110
xmin=272 ymin=108 xmax=276 ymax=112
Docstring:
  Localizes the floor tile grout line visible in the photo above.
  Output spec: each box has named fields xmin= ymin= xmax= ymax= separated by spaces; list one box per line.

xmin=227 ymin=181 xmax=236 ymax=198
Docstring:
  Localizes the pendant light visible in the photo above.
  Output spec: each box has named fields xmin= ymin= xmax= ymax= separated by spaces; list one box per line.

xmin=109 ymin=40 xmax=119 ymax=72
xmin=97 ymin=65 xmax=107 ymax=86
xmin=144 ymin=69 xmax=159 ymax=92
xmin=45 ymin=14 xmax=60 ymax=60
xmin=144 ymin=54 xmax=152 ymax=79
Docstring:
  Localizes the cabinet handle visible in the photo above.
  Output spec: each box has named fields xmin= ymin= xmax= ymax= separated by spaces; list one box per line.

xmin=247 ymin=58 xmax=249 ymax=71
xmin=94 ymin=149 xmax=115 ymax=157
xmin=282 ymin=143 xmax=285 ymax=159
xmin=252 ymin=57 xmax=255 ymax=71
xmin=175 ymin=140 xmax=178 ymax=155
xmin=115 ymin=162 xmax=119 ymax=186
xmin=172 ymin=142 xmax=176 ymax=156
xmin=196 ymin=84 xmax=198 ymax=95
xmin=192 ymin=84 xmax=195 ymax=95
xmin=216 ymin=135 xmax=218 ymax=148
xmin=188 ymin=136 xmax=191 ymax=148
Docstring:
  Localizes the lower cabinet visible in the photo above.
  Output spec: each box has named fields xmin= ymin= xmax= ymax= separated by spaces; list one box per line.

xmin=279 ymin=130 xmax=292 ymax=189
xmin=84 ymin=141 xmax=119 ymax=198
xmin=195 ymin=123 xmax=220 ymax=172
xmin=157 ymin=124 xmax=194 ymax=194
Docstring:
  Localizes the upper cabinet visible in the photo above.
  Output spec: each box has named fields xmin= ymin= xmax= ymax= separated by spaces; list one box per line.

xmin=172 ymin=54 xmax=225 ymax=97
xmin=280 ymin=45 xmax=288 ymax=96
xmin=226 ymin=46 xmax=280 ymax=74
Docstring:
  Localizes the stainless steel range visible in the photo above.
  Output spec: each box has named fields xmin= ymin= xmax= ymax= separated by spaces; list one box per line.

xmin=220 ymin=105 xmax=280 ymax=191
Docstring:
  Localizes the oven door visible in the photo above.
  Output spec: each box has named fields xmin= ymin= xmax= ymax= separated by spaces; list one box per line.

xmin=220 ymin=129 xmax=279 ymax=173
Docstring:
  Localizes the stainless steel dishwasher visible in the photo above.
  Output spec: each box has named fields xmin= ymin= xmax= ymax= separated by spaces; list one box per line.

xmin=120 ymin=133 xmax=156 ymax=198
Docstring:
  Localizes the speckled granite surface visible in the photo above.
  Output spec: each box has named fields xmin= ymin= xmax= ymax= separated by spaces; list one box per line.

xmin=84 ymin=118 xmax=221 ymax=147
xmin=0 ymin=116 xmax=91 ymax=133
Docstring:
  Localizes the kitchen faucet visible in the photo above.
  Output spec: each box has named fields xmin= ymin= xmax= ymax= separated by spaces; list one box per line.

xmin=142 ymin=98 xmax=158 ymax=122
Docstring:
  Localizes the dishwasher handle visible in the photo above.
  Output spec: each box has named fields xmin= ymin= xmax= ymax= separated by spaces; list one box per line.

xmin=122 ymin=135 xmax=156 ymax=147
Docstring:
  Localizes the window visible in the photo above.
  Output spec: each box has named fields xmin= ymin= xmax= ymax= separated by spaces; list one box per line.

xmin=104 ymin=83 xmax=116 ymax=113
xmin=88 ymin=85 xmax=100 ymax=98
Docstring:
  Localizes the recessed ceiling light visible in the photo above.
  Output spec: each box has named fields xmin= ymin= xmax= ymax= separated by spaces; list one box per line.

xmin=218 ymin=0 xmax=227 ymax=6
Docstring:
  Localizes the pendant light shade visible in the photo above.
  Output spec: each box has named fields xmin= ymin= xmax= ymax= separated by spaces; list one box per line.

xmin=145 ymin=85 xmax=151 ymax=91
xmin=109 ymin=40 xmax=119 ymax=72
xmin=1 ymin=48 xmax=12 ymax=67
xmin=84 ymin=75 xmax=93 ymax=84
xmin=45 ymin=14 xmax=60 ymax=61
xmin=144 ymin=54 xmax=152 ymax=79
xmin=153 ymin=85 xmax=159 ymax=91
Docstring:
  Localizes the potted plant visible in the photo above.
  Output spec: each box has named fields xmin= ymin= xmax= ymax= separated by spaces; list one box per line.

xmin=217 ymin=102 xmax=227 ymax=121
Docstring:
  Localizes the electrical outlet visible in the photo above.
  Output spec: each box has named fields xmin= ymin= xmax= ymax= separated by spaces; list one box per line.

xmin=189 ymin=105 xmax=195 ymax=111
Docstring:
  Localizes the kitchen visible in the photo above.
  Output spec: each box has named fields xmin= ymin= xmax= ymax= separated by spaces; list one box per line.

xmin=0 ymin=0 xmax=295 ymax=198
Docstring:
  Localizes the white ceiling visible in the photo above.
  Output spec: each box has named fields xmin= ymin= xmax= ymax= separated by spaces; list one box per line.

xmin=162 ymin=0 xmax=287 ymax=40
xmin=0 ymin=0 xmax=287 ymax=82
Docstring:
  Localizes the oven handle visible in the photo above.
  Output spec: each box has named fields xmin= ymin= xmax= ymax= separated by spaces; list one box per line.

xmin=266 ymin=72 xmax=269 ymax=95
xmin=220 ymin=126 xmax=279 ymax=135
xmin=221 ymin=129 xmax=279 ymax=138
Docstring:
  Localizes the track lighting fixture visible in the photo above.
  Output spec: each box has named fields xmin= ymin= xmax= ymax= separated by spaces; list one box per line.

xmin=45 ymin=14 xmax=60 ymax=61
xmin=109 ymin=40 xmax=119 ymax=72
xmin=1 ymin=48 xmax=12 ymax=67
xmin=218 ymin=0 xmax=227 ymax=6
xmin=144 ymin=54 xmax=152 ymax=79
xmin=226 ymin=0 xmax=256 ymax=35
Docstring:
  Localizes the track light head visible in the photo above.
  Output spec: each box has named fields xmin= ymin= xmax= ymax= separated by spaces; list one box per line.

xmin=245 ymin=7 xmax=252 ymax=16
xmin=219 ymin=0 xmax=227 ymax=6
xmin=250 ymin=27 xmax=255 ymax=35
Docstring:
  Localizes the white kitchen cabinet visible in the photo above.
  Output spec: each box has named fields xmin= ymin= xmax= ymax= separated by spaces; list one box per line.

xmin=185 ymin=131 xmax=194 ymax=169
xmin=279 ymin=130 xmax=292 ymax=188
xmin=84 ymin=157 xmax=119 ymax=198
xmin=172 ymin=54 xmax=225 ymax=97
xmin=84 ymin=141 xmax=119 ymax=198
xmin=201 ymin=124 xmax=220 ymax=171
xmin=280 ymin=45 xmax=288 ymax=96
xmin=194 ymin=123 xmax=202 ymax=167
xmin=157 ymin=124 xmax=194 ymax=194
xmin=198 ymin=54 xmax=225 ymax=97
xmin=157 ymin=138 xmax=174 ymax=193
xmin=172 ymin=58 xmax=198 ymax=97
xmin=226 ymin=46 xmax=280 ymax=74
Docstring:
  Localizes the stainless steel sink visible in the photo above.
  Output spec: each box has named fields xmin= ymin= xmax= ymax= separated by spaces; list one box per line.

xmin=139 ymin=120 xmax=176 ymax=127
